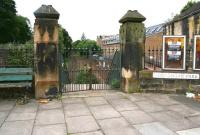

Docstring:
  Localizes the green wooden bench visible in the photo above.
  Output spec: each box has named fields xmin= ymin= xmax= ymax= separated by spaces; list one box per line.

xmin=0 ymin=68 xmax=33 ymax=90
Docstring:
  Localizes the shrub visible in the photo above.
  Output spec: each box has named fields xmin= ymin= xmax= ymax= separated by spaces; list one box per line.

xmin=111 ymin=79 xmax=120 ymax=89
xmin=74 ymin=70 xmax=98 ymax=84
xmin=7 ymin=44 xmax=33 ymax=67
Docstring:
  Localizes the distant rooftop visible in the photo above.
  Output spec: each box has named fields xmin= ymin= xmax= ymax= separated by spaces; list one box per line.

xmin=146 ymin=24 xmax=164 ymax=37
xmin=97 ymin=23 xmax=163 ymax=41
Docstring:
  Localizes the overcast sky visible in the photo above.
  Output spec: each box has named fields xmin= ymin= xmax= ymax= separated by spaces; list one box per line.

xmin=15 ymin=0 xmax=198 ymax=41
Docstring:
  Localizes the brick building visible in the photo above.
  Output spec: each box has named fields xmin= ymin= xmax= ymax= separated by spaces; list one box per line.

xmin=96 ymin=34 xmax=120 ymax=50
xmin=145 ymin=24 xmax=164 ymax=53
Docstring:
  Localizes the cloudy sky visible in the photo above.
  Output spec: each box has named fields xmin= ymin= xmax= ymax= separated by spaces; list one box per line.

xmin=15 ymin=0 xmax=198 ymax=41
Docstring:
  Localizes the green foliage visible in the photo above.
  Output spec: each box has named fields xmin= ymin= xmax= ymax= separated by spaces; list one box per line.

xmin=0 ymin=0 xmax=32 ymax=43
xmin=73 ymin=39 xmax=100 ymax=50
xmin=110 ymin=79 xmax=120 ymax=89
xmin=72 ymin=39 xmax=101 ymax=55
xmin=181 ymin=0 xmax=197 ymax=13
xmin=74 ymin=70 xmax=98 ymax=84
xmin=0 ymin=0 xmax=16 ymax=17
xmin=59 ymin=25 xmax=72 ymax=54
xmin=7 ymin=44 xmax=33 ymax=67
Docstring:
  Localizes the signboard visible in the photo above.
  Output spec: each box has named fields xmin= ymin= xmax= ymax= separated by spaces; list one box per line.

xmin=163 ymin=36 xmax=186 ymax=70
xmin=193 ymin=35 xmax=200 ymax=70
xmin=153 ymin=72 xmax=199 ymax=80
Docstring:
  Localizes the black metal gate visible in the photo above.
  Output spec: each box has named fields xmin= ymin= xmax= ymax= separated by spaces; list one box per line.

xmin=59 ymin=48 xmax=121 ymax=92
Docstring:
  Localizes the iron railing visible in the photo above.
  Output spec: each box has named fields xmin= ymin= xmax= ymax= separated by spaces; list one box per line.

xmin=144 ymin=47 xmax=193 ymax=70
xmin=59 ymin=47 xmax=121 ymax=92
xmin=144 ymin=48 xmax=162 ymax=70
xmin=0 ymin=46 xmax=34 ymax=68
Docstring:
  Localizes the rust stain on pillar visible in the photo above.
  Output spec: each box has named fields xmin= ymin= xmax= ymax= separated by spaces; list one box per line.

xmin=119 ymin=10 xmax=146 ymax=92
xmin=34 ymin=5 xmax=60 ymax=98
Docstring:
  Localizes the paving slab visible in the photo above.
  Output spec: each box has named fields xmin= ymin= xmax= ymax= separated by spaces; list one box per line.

xmin=12 ymin=101 xmax=38 ymax=113
xmin=66 ymin=115 xmax=99 ymax=134
xmin=177 ymin=128 xmax=200 ymax=135
xmin=0 ymin=100 xmax=15 ymax=112
xmin=167 ymin=104 xmax=199 ymax=117
xmin=89 ymin=105 xmax=121 ymax=120
xmin=72 ymin=131 xmax=103 ymax=135
xmin=6 ymin=112 xmax=36 ymax=121
xmin=39 ymin=100 xmax=62 ymax=110
xmin=0 ymin=111 xmax=8 ymax=126
xmin=64 ymin=103 xmax=90 ymax=117
xmin=152 ymin=97 xmax=180 ymax=106
xmin=98 ymin=117 xmax=130 ymax=130
xmin=109 ymin=98 xmax=138 ymax=111
xmin=35 ymin=109 xmax=65 ymax=125
xmin=150 ymin=111 xmax=183 ymax=122
xmin=187 ymin=115 xmax=200 ymax=126
xmin=33 ymin=124 xmax=67 ymax=135
xmin=104 ymin=93 xmax=126 ymax=100
xmin=127 ymin=94 xmax=147 ymax=102
xmin=0 ymin=120 xmax=34 ymax=135
xmin=62 ymin=97 xmax=84 ymax=104
xmin=134 ymin=122 xmax=177 ymax=135
xmin=103 ymin=127 xmax=141 ymax=135
xmin=85 ymin=97 xmax=108 ymax=106
xmin=163 ymin=118 xmax=199 ymax=132
xmin=121 ymin=110 xmax=154 ymax=125
xmin=135 ymin=100 xmax=165 ymax=113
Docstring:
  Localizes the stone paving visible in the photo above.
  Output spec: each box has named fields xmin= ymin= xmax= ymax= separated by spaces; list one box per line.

xmin=0 ymin=91 xmax=200 ymax=135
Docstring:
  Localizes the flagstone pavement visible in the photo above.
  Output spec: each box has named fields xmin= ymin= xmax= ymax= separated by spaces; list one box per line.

xmin=0 ymin=90 xmax=200 ymax=135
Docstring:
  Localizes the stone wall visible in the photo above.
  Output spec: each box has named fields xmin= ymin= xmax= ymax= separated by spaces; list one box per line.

xmin=139 ymin=70 xmax=200 ymax=94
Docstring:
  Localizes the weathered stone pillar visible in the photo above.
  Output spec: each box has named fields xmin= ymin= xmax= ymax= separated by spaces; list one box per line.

xmin=34 ymin=5 xmax=60 ymax=98
xmin=119 ymin=10 xmax=146 ymax=93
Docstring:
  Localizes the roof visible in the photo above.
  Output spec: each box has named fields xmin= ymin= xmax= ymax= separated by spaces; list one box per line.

xmin=119 ymin=10 xmax=146 ymax=23
xmin=146 ymin=24 xmax=164 ymax=37
xmin=34 ymin=5 xmax=60 ymax=19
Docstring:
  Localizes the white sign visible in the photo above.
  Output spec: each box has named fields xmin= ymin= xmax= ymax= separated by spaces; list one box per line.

xmin=153 ymin=72 xmax=199 ymax=79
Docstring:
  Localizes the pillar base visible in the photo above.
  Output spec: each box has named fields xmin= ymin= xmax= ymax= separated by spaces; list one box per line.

xmin=35 ymin=81 xmax=59 ymax=99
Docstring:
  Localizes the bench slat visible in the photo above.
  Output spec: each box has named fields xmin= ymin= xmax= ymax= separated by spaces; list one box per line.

xmin=0 ymin=68 xmax=33 ymax=74
xmin=0 ymin=75 xmax=32 ymax=82
xmin=0 ymin=82 xmax=31 ymax=88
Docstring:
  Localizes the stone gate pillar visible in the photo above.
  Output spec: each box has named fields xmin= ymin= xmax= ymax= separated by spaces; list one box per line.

xmin=34 ymin=5 xmax=60 ymax=98
xmin=119 ymin=10 xmax=146 ymax=92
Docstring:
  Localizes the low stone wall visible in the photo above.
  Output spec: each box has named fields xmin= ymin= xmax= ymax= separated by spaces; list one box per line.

xmin=139 ymin=70 xmax=200 ymax=94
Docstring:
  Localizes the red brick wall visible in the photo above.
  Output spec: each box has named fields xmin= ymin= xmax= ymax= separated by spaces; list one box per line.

xmin=145 ymin=32 xmax=163 ymax=57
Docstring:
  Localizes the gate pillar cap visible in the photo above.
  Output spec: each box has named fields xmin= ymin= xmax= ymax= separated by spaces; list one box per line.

xmin=119 ymin=10 xmax=146 ymax=23
xmin=34 ymin=5 xmax=60 ymax=19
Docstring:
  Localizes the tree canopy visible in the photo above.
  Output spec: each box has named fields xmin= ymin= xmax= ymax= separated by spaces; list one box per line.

xmin=59 ymin=25 xmax=72 ymax=51
xmin=73 ymin=39 xmax=100 ymax=50
xmin=180 ymin=0 xmax=197 ymax=13
xmin=0 ymin=0 xmax=32 ymax=44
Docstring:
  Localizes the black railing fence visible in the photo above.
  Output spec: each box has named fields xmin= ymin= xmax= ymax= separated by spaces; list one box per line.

xmin=59 ymin=47 xmax=121 ymax=92
xmin=0 ymin=45 xmax=34 ymax=68
xmin=144 ymin=47 xmax=193 ymax=70
xmin=144 ymin=47 xmax=162 ymax=70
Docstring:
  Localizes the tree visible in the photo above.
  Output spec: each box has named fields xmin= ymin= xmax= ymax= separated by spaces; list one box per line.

xmin=13 ymin=16 xmax=32 ymax=43
xmin=180 ymin=0 xmax=197 ymax=13
xmin=81 ymin=33 xmax=86 ymax=41
xmin=73 ymin=39 xmax=100 ymax=50
xmin=58 ymin=25 xmax=72 ymax=53
xmin=0 ymin=0 xmax=32 ymax=44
